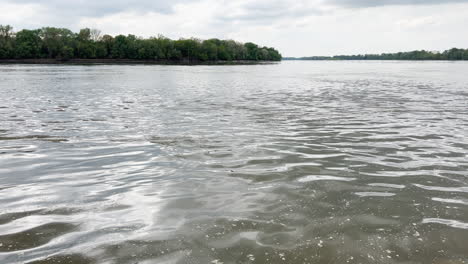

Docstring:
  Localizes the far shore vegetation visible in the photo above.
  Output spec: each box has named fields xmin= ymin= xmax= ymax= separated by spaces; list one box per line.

xmin=0 ymin=25 xmax=282 ymax=63
xmin=284 ymin=48 xmax=468 ymax=61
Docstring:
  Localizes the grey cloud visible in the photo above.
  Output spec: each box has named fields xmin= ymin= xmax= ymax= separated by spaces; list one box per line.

xmin=219 ymin=1 xmax=322 ymax=23
xmin=4 ymin=0 xmax=190 ymax=16
xmin=4 ymin=0 xmax=468 ymax=20
xmin=3 ymin=0 xmax=468 ymax=27
xmin=328 ymin=0 xmax=468 ymax=8
xmin=223 ymin=0 xmax=468 ymax=24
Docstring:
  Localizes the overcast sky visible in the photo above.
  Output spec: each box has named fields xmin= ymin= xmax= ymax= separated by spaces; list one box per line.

xmin=1 ymin=0 xmax=467 ymax=56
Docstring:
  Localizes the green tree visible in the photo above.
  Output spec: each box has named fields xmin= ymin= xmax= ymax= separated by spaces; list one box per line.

xmin=61 ymin=46 xmax=74 ymax=60
xmin=218 ymin=45 xmax=231 ymax=61
xmin=245 ymin=42 xmax=259 ymax=60
xmin=202 ymin=40 xmax=218 ymax=60
xmin=111 ymin=35 xmax=128 ymax=59
xmin=40 ymin=27 xmax=75 ymax=58
xmin=75 ymin=28 xmax=96 ymax=58
xmin=14 ymin=29 xmax=42 ymax=58
xmin=0 ymin=25 xmax=14 ymax=59
xmin=0 ymin=25 xmax=283 ymax=62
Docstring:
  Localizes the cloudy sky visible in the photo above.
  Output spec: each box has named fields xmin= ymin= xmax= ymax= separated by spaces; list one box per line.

xmin=1 ymin=0 xmax=467 ymax=56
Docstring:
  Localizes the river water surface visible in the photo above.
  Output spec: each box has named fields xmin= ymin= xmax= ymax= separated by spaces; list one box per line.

xmin=0 ymin=61 xmax=468 ymax=264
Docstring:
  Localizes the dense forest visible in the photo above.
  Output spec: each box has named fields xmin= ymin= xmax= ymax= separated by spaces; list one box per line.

xmin=0 ymin=25 xmax=282 ymax=62
xmin=285 ymin=49 xmax=468 ymax=61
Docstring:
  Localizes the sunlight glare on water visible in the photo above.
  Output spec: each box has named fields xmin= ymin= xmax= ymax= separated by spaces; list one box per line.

xmin=0 ymin=61 xmax=468 ymax=264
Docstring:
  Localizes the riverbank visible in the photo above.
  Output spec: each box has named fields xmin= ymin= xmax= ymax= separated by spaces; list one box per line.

xmin=283 ymin=48 xmax=468 ymax=61
xmin=0 ymin=59 xmax=280 ymax=65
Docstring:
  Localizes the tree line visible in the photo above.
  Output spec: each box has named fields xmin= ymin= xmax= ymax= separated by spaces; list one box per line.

xmin=0 ymin=25 xmax=282 ymax=62
xmin=285 ymin=49 xmax=468 ymax=61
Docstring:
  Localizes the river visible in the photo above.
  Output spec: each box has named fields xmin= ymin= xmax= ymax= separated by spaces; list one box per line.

xmin=1 ymin=61 xmax=467 ymax=264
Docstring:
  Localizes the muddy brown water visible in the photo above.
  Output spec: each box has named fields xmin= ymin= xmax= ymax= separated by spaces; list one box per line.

xmin=0 ymin=61 xmax=468 ymax=264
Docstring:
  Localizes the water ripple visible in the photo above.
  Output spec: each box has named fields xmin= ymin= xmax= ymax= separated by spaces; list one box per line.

xmin=0 ymin=62 xmax=468 ymax=264
xmin=423 ymin=218 xmax=468 ymax=230
xmin=297 ymin=175 xmax=356 ymax=182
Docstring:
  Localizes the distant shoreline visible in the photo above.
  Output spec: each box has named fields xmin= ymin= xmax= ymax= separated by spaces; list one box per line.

xmin=283 ymin=58 xmax=468 ymax=62
xmin=0 ymin=59 xmax=280 ymax=65
xmin=283 ymin=48 xmax=468 ymax=61
xmin=283 ymin=58 xmax=468 ymax=61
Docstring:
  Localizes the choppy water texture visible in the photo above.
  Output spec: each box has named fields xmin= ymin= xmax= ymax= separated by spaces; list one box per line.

xmin=1 ymin=61 xmax=468 ymax=264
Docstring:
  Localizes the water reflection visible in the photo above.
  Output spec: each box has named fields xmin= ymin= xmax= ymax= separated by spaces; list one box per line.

xmin=0 ymin=61 xmax=468 ymax=263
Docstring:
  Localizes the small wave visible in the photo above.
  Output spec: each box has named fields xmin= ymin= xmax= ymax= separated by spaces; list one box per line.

xmin=0 ymin=135 xmax=67 ymax=142
xmin=0 ymin=222 xmax=77 ymax=252
xmin=431 ymin=197 xmax=468 ymax=205
xmin=297 ymin=175 xmax=356 ymax=183
xmin=368 ymin=183 xmax=406 ymax=189
xmin=26 ymin=254 xmax=94 ymax=264
xmin=355 ymin=192 xmax=396 ymax=197
xmin=423 ymin=218 xmax=468 ymax=230
xmin=414 ymin=184 xmax=468 ymax=193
